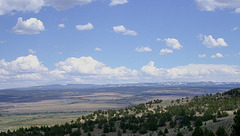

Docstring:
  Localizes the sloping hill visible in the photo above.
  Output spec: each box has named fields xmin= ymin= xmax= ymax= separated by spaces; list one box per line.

xmin=1 ymin=88 xmax=240 ymax=136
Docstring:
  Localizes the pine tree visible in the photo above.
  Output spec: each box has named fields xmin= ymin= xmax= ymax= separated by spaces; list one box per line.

xmin=164 ymin=128 xmax=169 ymax=133
xmin=232 ymin=109 xmax=240 ymax=136
xmin=192 ymin=126 xmax=204 ymax=136
xmin=215 ymin=126 xmax=228 ymax=136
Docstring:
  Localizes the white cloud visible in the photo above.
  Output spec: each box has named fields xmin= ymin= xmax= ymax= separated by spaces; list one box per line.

xmin=202 ymin=35 xmax=228 ymax=48
xmin=113 ymin=25 xmax=138 ymax=36
xmin=164 ymin=38 xmax=183 ymax=50
xmin=28 ymin=49 xmax=36 ymax=54
xmin=211 ymin=53 xmax=224 ymax=58
xmin=198 ymin=54 xmax=206 ymax=58
xmin=156 ymin=38 xmax=162 ymax=41
xmin=0 ymin=0 xmax=93 ymax=15
xmin=0 ymin=55 xmax=52 ymax=89
xmin=109 ymin=0 xmax=128 ymax=6
xmin=159 ymin=48 xmax=173 ymax=55
xmin=135 ymin=46 xmax=152 ymax=52
xmin=1 ymin=55 xmax=48 ymax=73
xmin=195 ymin=0 xmax=240 ymax=11
xmin=0 ymin=55 xmax=48 ymax=83
xmin=94 ymin=48 xmax=102 ymax=51
xmin=166 ymin=64 xmax=238 ymax=79
xmin=235 ymin=8 xmax=240 ymax=13
xmin=44 ymin=0 xmax=92 ymax=10
xmin=55 ymin=57 xmax=104 ymax=74
xmin=140 ymin=62 xmax=240 ymax=82
xmin=141 ymin=61 xmax=166 ymax=76
xmin=76 ymin=23 xmax=94 ymax=31
xmin=0 ymin=0 xmax=44 ymax=15
xmin=54 ymin=56 xmax=137 ymax=77
xmin=1 ymin=55 xmax=240 ymax=89
xmin=232 ymin=27 xmax=238 ymax=31
xmin=12 ymin=17 xmax=45 ymax=34
xmin=58 ymin=23 xmax=65 ymax=28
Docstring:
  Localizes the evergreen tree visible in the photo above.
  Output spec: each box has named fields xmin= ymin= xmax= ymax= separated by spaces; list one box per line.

xmin=207 ymin=131 xmax=216 ymax=136
xmin=194 ymin=118 xmax=203 ymax=127
xmin=164 ymin=128 xmax=169 ymax=133
xmin=170 ymin=119 xmax=177 ymax=128
xmin=123 ymin=126 xmax=126 ymax=133
xmin=139 ymin=126 xmax=147 ymax=134
xmin=103 ymin=123 xmax=109 ymax=133
xmin=158 ymin=130 xmax=163 ymax=136
xmin=192 ymin=126 xmax=204 ymax=136
xmin=215 ymin=126 xmax=228 ymax=136
xmin=177 ymin=132 xmax=184 ymax=136
xmin=117 ymin=130 xmax=122 ymax=136
xmin=232 ymin=109 xmax=240 ymax=136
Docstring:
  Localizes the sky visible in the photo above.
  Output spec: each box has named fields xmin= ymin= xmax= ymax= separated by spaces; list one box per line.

xmin=0 ymin=0 xmax=240 ymax=89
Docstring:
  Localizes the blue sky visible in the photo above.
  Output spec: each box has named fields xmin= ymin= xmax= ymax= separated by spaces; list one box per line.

xmin=0 ymin=0 xmax=240 ymax=89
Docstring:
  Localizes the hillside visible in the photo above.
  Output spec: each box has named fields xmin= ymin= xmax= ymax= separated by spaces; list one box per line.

xmin=1 ymin=88 xmax=240 ymax=136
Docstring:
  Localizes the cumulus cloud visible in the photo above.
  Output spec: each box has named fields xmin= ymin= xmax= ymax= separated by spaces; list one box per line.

xmin=195 ymin=0 xmax=240 ymax=11
xmin=0 ymin=54 xmax=48 ymax=84
xmin=54 ymin=56 xmax=137 ymax=77
xmin=113 ymin=25 xmax=138 ymax=36
xmin=159 ymin=48 xmax=173 ymax=55
xmin=58 ymin=23 xmax=65 ymax=28
xmin=141 ymin=61 xmax=166 ymax=76
xmin=1 ymin=55 xmax=48 ymax=73
xmin=94 ymin=48 xmax=102 ymax=51
xmin=109 ymin=0 xmax=128 ymax=6
xmin=135 ymin=46 xmax=152 ymax=52
xmin=0 ymin=55 xmax=53 ymax=89
xmin=211 ymin=53 xmax=224 ymax=58
xmin=202 ymin=35 xmax=228 ymax=48
xmin=12 ymin=17 xmax=45 ymax=34
xmin=76 ymin=23 xmax=94 ymax=31
xmin=198 ymin=54 xmax=206 ymax=58
xmin=0 ymin=0 xmax=44 ymax=15
xmin=164 ymin=38 xmax=183 ymax=50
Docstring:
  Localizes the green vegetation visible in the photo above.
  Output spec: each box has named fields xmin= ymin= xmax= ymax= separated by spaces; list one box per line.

xmin=0 ymin=88 xmax=240 ymax=136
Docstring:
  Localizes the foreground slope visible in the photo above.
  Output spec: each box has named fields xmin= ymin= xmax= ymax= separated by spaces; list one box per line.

xmin=1 ymin=88 xmax=240 ymax=136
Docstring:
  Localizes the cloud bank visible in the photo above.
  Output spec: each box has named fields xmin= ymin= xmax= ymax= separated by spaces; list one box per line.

xmin=0 ymin=0 xmax=93 ymax=15
xmin=195 ymin=0 xmax=240 ymax=11
xmin=1 ymin=55 xmax=239 ymax=89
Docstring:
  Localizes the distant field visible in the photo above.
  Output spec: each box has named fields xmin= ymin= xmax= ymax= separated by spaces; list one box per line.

xmin=0 ymin=111 xmax=90 ymax=132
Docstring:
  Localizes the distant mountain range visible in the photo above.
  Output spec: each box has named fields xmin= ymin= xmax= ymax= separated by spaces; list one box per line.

xmin=1 ymin=82 xmax=240 ymax=91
